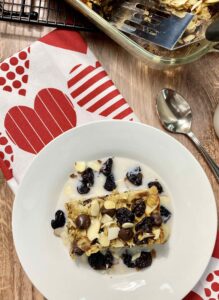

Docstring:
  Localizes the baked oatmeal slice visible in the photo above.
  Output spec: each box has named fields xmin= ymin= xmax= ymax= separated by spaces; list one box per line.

xmin=65 ymin=186 xmax=167 ymax=258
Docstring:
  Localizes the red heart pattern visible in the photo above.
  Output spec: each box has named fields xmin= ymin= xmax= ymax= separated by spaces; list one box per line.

xmin=183 ymin=291 xmax=203 ymax=300
xmin=0 ymin=132 xmax=13 ymax=180
xmin=203 ymin=269 xmax=219 ymax=300
xmin=0 ymin=47 xmax=30 ymax=96
xmin=40 ymin=29 xmax=87 ymax=54
xmin=68 ymin=62 xmax=134 ymax=120
xmin=5 ymin=88 xmax=77 ymax=154
xmin=212 ymin=231 xmax=219 ymax=259
xmin=183 ymin=232 xmax=219 ymax=300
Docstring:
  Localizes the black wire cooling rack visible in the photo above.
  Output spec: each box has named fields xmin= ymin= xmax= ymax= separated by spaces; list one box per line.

xmin=0 ymin=0 xmax=95 ymax=31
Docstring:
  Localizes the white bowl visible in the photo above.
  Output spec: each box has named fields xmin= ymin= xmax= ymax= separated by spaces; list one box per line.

xmin=12 ymin=120 xmax=217 ymax=300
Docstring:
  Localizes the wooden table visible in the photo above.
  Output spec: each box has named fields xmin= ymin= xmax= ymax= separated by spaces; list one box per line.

xmin=0 ymin=21 xmax=218 ymax=300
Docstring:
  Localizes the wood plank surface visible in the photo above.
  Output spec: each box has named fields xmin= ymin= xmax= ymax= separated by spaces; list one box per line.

xmin=0 ymin=21 xmax=218 ymax=300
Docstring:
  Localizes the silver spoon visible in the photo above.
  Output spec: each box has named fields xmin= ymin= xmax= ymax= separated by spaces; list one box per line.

xmin=156 ymin=88 xmax=219 ymax=182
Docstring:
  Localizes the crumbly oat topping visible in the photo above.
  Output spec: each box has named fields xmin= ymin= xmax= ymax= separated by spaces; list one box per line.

xmin=65 ymin=186 xmax=166 ymax=258
xmin=51 ymin=157 xmax=172 ymax=271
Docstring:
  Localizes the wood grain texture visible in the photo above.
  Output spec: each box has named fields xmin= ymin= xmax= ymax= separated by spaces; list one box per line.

xmin=0 ymin=22 xmax=219 ymax=300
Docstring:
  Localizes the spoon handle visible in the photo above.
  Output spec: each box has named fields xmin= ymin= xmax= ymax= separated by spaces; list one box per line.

xmin=187 ymin=131 xmax=219 ymax=182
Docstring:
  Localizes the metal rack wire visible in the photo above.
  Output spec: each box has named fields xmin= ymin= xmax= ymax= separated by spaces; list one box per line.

xmin=0 ymin=0 xmax=95 ymax=31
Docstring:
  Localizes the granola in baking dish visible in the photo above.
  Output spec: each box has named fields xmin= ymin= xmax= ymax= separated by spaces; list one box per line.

xmin=161 ymin=0 xmax=219 ymax=44
xmin=81 ymin=0 xmax=116 ymax=18
xmin=81 ymin=0 xmax=219 ymax=45
xmin=51 ymin=157 xmax=172 ymax=271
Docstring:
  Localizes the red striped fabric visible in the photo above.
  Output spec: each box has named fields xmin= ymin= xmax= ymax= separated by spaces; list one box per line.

xmin=87 ymin=89 xmax=120 ymax=112
xmin=77 ymin=80 xmax=113 ymax=107
xmin=5 ymin=110 xmax=38 ymax=153
xmin=5 ymin=88 xmax=77 ymax=154
xmin=71 ymin=70 xmax=107 ymax=98
xmin=68 ymin=65 xmax=94 ymax=88
xmin=113 ymin=107 xmax=133 ymax=119
xmin=68 ymin=61 xmax=133 ymax=119
xmin=70 ymin=64 xmax=81 ymax=73
xmin=100 ymin=99 xmax=126 ymax=117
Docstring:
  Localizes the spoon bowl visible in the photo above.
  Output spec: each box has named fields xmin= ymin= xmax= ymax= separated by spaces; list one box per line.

xmin=156 ymin=88 xmax=219 ymax=182
xmin=156 ymin=89 xmax=192 ymax=134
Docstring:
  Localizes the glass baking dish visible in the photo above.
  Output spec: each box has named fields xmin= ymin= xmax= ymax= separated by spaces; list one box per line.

xmin=66 ymin=0 xmax=219 ymax=69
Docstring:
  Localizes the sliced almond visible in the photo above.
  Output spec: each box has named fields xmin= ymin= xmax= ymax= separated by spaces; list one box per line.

xmin=145 ymin=204 xmax=157 ymax=216
xmin=107 ymin=226 xmax=120 ymax=241
xmin=101 ymin=221 xmax=116 ymax=228
xmin=162 ymin=224 xmax=170 ymax=242
xmin=131 ymin=252 xmax=141 ymax=261
xmin=87 ymin=160 xmax=101 ymax=172
xmin=104 ymin=200 xmax=116 ymax=210
xmin=152 ymin=228 xmax=161 ymax=240
xmin=101 ymin=214 xmax=113 ymax=224
xmin=183 ymin=34 xmax=196 ymax=43
xmin=54 ymin=227 xmax=63 ymax=237
xmin=98 ymin=232 xmax=110 ymax=247
xmin=90 ymin=200 xmax=100 ymax=217
xmin=75 ymin=161 xmax=86 ymax=173
xmin=147 ymin=194 xmax=159 ymax=207
xmin=111 ymin=239 xmax=124 ymax=248
xmin=122 ymin=222 xmax=134 ymax=229
xmin=87 ymin=219 xmax=100 ymax=241
xmin=160 ymin=196 xmax=170 ymax=206
xmin=86 ymin=244 xmax=100 ymax=256
xmin=138 ymin=232 xmax=154 ymax=241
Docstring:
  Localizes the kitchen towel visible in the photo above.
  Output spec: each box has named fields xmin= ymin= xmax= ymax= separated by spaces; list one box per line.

xmin=0 ymin=29 xmax=218 ymax=299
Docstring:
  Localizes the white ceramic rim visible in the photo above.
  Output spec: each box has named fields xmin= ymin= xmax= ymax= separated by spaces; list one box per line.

xmin=12 ymin=120 xmax=218 ymax=300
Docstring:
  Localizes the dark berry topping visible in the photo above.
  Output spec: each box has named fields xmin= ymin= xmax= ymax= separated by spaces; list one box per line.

xmin=88 ymin=251 xmax=114 ymax=270
xmin=75 ymin=214 xmax=91 ymax=230
xmin=51 ymin=210 xmax=66 ymax=229
xmin=104 ymin=174 xmax=116 ymax=191
xmin=88 ymin=252 xmax=106 ymax=270
xmin=131 ymin=199 xmax=146 ymax=217
xmin=116 ymin=208 xmax=135 ymax=225
xmin=160 ymin=205 xmax=171 ymax=223
xmin=118 ymin=228 xmax=134 ymax=241
xmin=133 ymin=231 xmax=149 ymax=245
xmin=122 ymin=252 xmax=135 ymax=268
xmin=135 ymin=252 xmax=152 ymax=269
xmin=151 ymin=212 xmax=162 ymax=226
xmin=77 ymin=181 xmax=90 ymax=194
xmin=122 ymin=251 xmax=152 ymax=269
xmin=81 ymin=168 xmax=94 ymax=187
xmin=100 ymin=158 xmax=113 ymax=176
xmin=135 ymin=217 xmax=153 ymax=232
xmin=148 ymin=181 xmax=163 ymax=193
xmin=100 ymin=207 xmax=116 ymax=217
xmin=105 ymin=250 xmax=114 ymax=268
xmin=126 ymin=167 xmax=143 ymax=186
